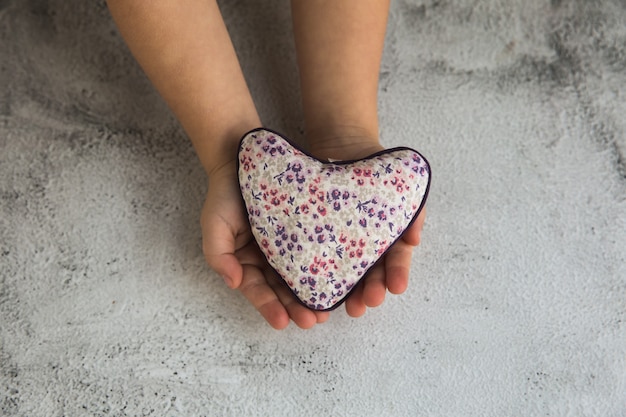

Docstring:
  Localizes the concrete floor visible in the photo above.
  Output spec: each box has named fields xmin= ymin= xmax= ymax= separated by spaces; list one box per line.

xmin=1 ymin=0 xmax=625 ymax=415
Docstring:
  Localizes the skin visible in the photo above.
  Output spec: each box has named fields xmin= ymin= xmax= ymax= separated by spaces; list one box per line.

xmin=106 ymin=0 xmax=426 ymax=329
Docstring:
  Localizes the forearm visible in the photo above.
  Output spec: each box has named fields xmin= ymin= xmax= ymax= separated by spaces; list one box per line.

xmin=291 ymin=0 xmax=390 ymax=142
xmin=107 ymin=0 xmax=260 ymax=175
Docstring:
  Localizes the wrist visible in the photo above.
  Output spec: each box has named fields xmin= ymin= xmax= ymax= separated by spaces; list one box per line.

xmin=192 ymin=119 xmax=261 ymax=178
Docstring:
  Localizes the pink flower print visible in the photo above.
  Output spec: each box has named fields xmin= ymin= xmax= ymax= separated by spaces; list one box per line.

xmin=356 ymin=248 xmax=363 ymax=258
xmin=363 ymin=168 xmax=372 ymax=177
xmin=309 ymin=183 xmax=318 ymax=195
xmin=300 ymin=204 xmax=310 ymax=214
xmin=353 ymin=167 xmax=362 ymax=176
xmin=310 ymin=264 xmax=319 ymax=275
xmin=271 ymin=196 xmax=281 ymax=206
xmin=359 ymin=239 xmax=366 ymax=248
xmin=317 ymin=205 xmax=327 ymax=216
xmin=357 ymin=178 xmax=365 ymax=186
xmin=376 ymin=240 xmax=389 ymax=256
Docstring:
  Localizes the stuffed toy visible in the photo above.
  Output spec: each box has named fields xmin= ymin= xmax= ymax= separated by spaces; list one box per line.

xmin=238 ymin=128 xmax=431 ymax=311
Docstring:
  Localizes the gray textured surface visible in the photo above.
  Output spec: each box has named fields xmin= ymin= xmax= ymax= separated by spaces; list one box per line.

xmin=1 ymin=0 xmax=626 ymax=415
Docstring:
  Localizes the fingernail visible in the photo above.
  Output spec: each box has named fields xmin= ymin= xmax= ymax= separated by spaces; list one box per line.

xmin=221 ymin=275 xmax=234 ymax=288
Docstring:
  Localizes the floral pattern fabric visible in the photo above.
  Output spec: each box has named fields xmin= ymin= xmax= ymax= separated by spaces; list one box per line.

xmin=238 ymin=128 xmax=431 ymax=311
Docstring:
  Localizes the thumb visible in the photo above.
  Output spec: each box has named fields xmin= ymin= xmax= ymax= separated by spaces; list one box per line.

xmin=202 ymin=221 xmax=244 ymax=289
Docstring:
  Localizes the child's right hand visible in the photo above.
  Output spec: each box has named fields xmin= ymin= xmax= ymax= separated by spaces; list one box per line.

xmin=200 ymin=160 xmax=330 ymax=329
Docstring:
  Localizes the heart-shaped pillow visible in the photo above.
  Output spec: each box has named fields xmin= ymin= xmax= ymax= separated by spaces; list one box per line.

xmin=237 ymin=128 xmax=431 ymax=311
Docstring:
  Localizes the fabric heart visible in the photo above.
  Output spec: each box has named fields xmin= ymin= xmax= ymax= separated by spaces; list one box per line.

xmin=237 ymin=128 xmax=431 ymax=311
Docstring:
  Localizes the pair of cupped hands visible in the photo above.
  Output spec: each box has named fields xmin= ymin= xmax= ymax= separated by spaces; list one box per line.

xmin=201 ymin=144 xmax=426 ymax=330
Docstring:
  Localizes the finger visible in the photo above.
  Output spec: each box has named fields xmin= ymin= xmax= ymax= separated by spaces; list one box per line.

xmin=344 ymin=283 xmax=366 ymax=317
xmin=202 ymin=222 xmax=244 ymax=288
xmin=316 ymin=311 xmax=330 ymax=324
xmin=362 ymin=263 xmax=386 ymax=307
xmin=239 ymin=264 xmax=290 ymax=330
xmin=204 ymin=252 xmax=242 ymax=289
xmin=385 ymin=240 xmax=413 ymax=295
xmin=402 ymin=207 xmax=426 ymax=246
xmin=235 ymin=241 xmax=267 ymax=266
xmin=266 ymin=268 xmax=318 ymax=329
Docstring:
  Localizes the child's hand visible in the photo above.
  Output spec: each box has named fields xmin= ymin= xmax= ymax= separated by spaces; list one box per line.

xmin=200 ymin=161 xmax=330 ymax=329
xmin=343 ymin=208 xmax=426 ymax=317
xmin=308 ymin=139 xmax=428 ymax=318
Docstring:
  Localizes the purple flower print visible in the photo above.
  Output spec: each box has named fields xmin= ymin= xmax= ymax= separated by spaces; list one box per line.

xmin=291 ymin=161 xmax=303 ymax=172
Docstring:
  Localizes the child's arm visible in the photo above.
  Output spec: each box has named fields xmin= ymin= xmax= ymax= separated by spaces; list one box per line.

xmin=106 ymin=0 xmax=259 ymax=174
xmin=107 ymin=0 xmax=328 ymax=329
